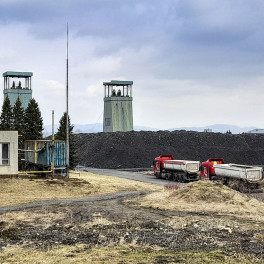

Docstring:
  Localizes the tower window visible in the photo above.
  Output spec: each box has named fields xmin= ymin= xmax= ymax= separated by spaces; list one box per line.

xmin=105 ymin=118 xmax=111 ymax=126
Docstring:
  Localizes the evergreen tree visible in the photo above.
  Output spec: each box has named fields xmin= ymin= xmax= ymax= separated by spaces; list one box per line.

xmin=0 ymin=96 xmax=13 ymax=130
xmin=56 ymin=112 xmax=77 ymax=169
xmin=24 ymin=98 xmax=43 ymax=140
xmin=13 ymin=97 xmax=25 ymax=148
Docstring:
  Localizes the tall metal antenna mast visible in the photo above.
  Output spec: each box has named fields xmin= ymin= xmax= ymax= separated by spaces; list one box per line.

xmin=52 ymin=110 xmax=55 ymax=177
xmin=66 ymin=23 xmax=69 ymax=178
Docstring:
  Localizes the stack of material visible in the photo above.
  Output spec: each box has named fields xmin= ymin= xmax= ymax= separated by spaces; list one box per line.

xmin=74 ymin=130 xmax=264 ymax=169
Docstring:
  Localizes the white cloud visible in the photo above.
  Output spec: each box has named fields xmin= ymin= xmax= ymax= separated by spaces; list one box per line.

xmin=0 ymin=1 xmax=264 ymax=130
xmin=84 ymin=83 xmax=102 ymax=98
xmin=45 ymin=80 xmax=64 ymax=92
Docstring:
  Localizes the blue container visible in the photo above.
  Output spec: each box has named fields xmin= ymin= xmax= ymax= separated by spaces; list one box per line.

xmin=24 ymin=140 xmax=66 ymax=168
xmin=37 ymin=141 xmax=66 ymax=167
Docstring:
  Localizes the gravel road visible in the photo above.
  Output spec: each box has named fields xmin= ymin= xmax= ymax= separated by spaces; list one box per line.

xmin=80 ymin=167 xmax=180 ymax=186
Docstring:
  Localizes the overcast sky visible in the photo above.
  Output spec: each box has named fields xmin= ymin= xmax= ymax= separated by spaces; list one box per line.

xmin=0 ymin=0 xmax=264 ymax=130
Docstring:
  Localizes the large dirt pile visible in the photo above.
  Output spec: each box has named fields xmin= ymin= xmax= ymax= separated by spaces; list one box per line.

xmin=139 ymin=181 xmax=264 ymax=216
xmin=168 ymin=181 xmax=246 ymax=204
xmin=74 ymin=130 xmax=264 ymax=168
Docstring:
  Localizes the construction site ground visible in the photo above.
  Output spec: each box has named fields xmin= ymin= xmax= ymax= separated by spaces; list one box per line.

xmin=0 ymin=171 xmax=263 ymax=263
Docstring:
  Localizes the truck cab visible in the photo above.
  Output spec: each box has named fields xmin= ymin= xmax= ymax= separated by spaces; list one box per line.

xmin=201 ymin=158 xmax=225 ymax=180
xmin=153 ymin=154 xmax=174 ymax=178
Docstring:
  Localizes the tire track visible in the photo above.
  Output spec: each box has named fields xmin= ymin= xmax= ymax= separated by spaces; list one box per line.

xmin=0 ymin=191 xmax=149 ymax=215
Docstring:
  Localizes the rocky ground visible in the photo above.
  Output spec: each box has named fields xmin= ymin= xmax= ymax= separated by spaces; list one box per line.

xmin=0 ymin=176 xmax=263 ymax=263
xmin=0 ymin=192 xmax=263 ymax=261
xmin=74 ymin=130 xmax=264 ymax=169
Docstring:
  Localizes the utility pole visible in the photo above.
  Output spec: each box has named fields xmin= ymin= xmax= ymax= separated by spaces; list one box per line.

xmin=52 ymin=110 xmax=55 ymax=177
xmin=66 ymin=23 xmax=70 ymax=178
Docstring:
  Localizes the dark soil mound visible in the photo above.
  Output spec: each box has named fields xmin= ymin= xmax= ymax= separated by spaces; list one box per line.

xmin=74 ymin=130 xmax=264 ymax=169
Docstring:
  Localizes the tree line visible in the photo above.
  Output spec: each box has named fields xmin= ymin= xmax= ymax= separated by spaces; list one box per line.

xmin=0 ymin=96 xmax=77 ymax=169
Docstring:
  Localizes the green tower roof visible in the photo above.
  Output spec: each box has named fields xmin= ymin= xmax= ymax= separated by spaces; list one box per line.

xmin=103 ymin=80 xmax=133 ymax=86
xmin=3 ymin=71 xmax=33 ymax=78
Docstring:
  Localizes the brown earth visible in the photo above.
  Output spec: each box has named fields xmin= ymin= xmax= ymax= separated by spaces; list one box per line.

xmin=0 ymin=179 xmax=263 ymax=263
xmin=0 ymin=194 xmax=263 ymax=257
xmin=74 ymin=130 xmax=264 ymax=169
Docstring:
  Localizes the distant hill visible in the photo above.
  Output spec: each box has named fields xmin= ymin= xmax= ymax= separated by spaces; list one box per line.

xmin=169 ymin=124 xmax=257 ymax=134
xmin=43 ymin=123 xmax=158 ymax=136
xmin=43 ymin=123 xmax=257 ymax=136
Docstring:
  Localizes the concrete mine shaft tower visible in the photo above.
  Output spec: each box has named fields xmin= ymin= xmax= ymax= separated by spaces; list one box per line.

xmin=3 ymin=71 xmax=33 ymax=109
xmin=103 ymin=80 xmax=133 ymax=132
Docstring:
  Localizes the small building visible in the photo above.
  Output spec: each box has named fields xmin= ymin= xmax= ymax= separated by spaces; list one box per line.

xmin=246 ymin=129 xmax=264 ymax=134
xmin=103 ymin=80 xmax=133 ymax=132
xmin=3 ymin=71 xmax=33 ymax=109
xmin=0 ymin=131 xmax=18 ymax=176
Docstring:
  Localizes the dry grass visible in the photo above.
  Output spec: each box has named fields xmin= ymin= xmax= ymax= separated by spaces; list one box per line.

xmin=0 ymin=210 xmax=115 ymax=230
xmin=77 ymin=170 xmax=161 ymax=193
xmin=136 ymin=181 xmax=264 ymax=220
xmin=0 ymin=210 xmax=67 ymax=229
xmin=161 ymin=215 xmax=264 ymax=232
xmin=0 ymin=171 xmax=162 ymax=207
xmin=254 ymin=233 xmax=264 ymax=242
xmin=0 ymin=244 xmax=262 ymax=264
xmin=80 ymin=213 xmax=115 ymax=228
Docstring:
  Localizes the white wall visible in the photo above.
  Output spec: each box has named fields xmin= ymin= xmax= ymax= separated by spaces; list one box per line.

xmin=0 ymin=131 xmax=18 ymax=175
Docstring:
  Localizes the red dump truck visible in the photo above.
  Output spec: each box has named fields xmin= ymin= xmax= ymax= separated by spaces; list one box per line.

xmin=154 ymin=154 xmax=263 ymax=192
xmin=153 ymin=154 xmax=200 ymax=182
xmin=200 ymin=158 xmax=225 ymax=180
xmin=153 ymin=155 xmax=224 ymax=182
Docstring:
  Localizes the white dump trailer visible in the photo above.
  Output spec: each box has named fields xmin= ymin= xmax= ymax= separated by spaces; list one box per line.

xmin=213 ymin=163 xmax=263 ymax=182
xmin=160 ymin=160 xmax=200 ymax=182
xmin=164 ymin=160 xmax=200 ymax=174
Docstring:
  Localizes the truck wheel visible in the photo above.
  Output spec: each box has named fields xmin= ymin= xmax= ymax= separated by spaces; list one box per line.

xmin=166 ymin=174 xmax=172 ymax=180
xmin=182 ymin=176 xmax=187 ymax=183
xmin=179 ymin=175 xmax=183 ymax=182
xmin=155 ymin=172 xmax=160 ymax=179
xmin=172 ymin=174 xmax=177 ymax=181
xmin=221 ymin=177 xmax=228 ymax=186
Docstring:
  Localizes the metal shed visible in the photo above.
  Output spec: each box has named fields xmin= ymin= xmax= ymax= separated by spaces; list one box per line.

xmin=24 ymin=140 xmax=66 ymax=170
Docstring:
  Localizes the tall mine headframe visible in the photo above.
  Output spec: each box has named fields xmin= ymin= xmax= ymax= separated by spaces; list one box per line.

xmin=103 ymin=80 xmax=133 ymax=132
xmin=3 ymin=71 xmax=33 ymax=109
